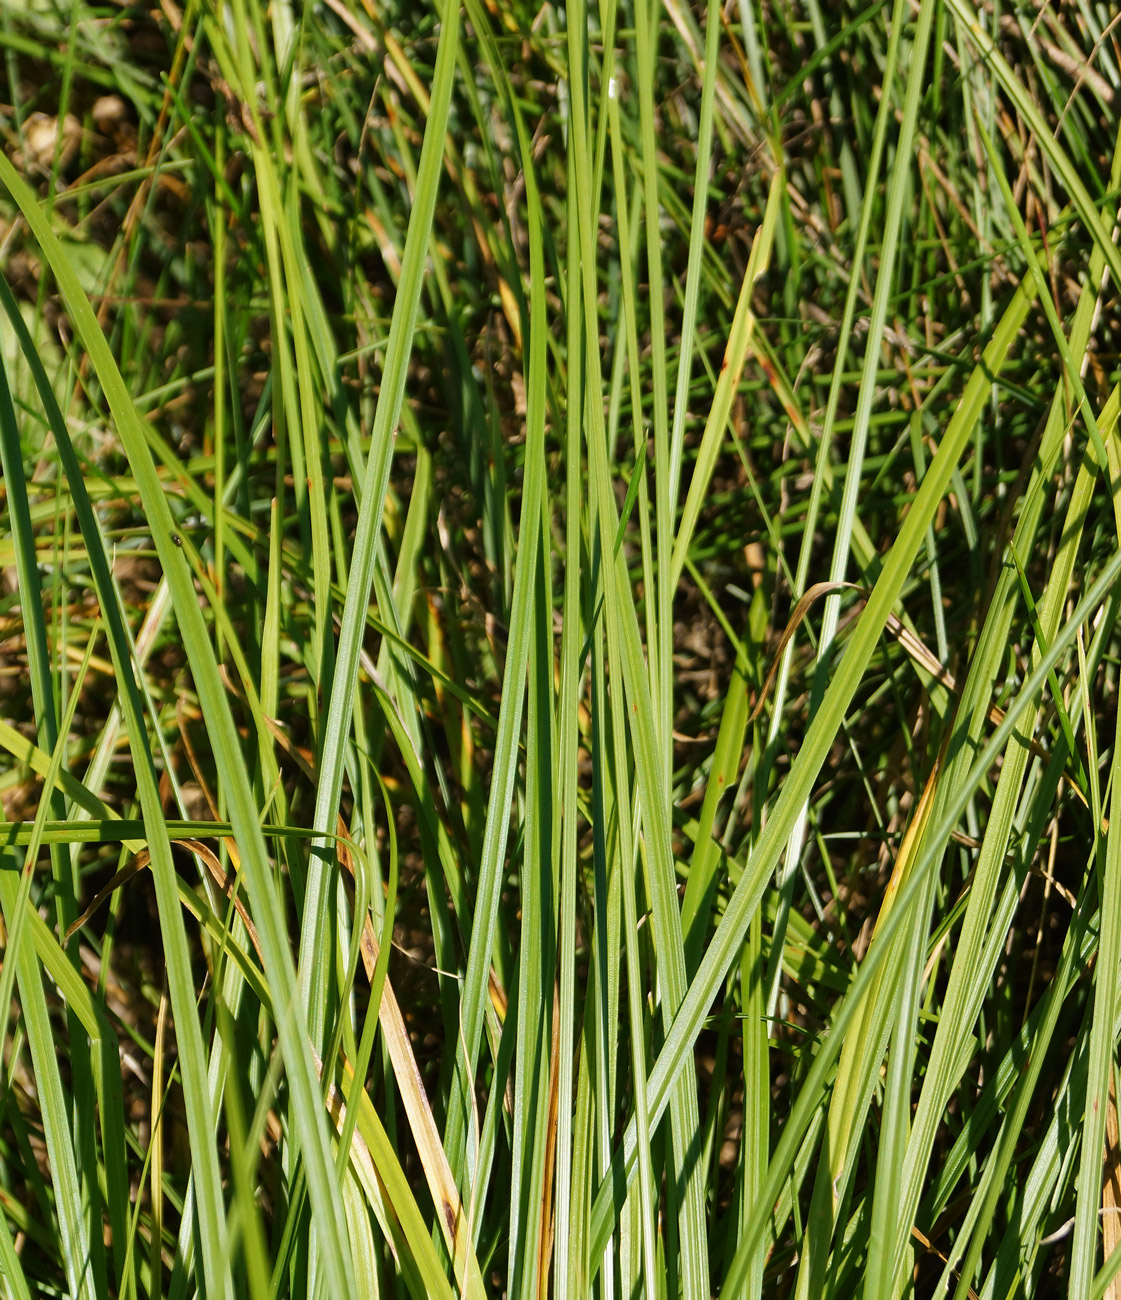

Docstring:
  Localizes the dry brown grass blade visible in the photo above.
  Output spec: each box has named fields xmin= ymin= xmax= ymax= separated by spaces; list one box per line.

xmin=63 ymin=839 xmax=263 ymax=963
xmin=177 ymin=695 xmax=221 ymax=822
xmin=64 ymin=858 xmax=144 ymax=941
xmin=748 ymin=580 xmax=865 ymax=724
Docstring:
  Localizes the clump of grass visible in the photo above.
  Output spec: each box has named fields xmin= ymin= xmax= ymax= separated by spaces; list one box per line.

xmin=0 ymin=0 xmax=1120 ymax=1297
